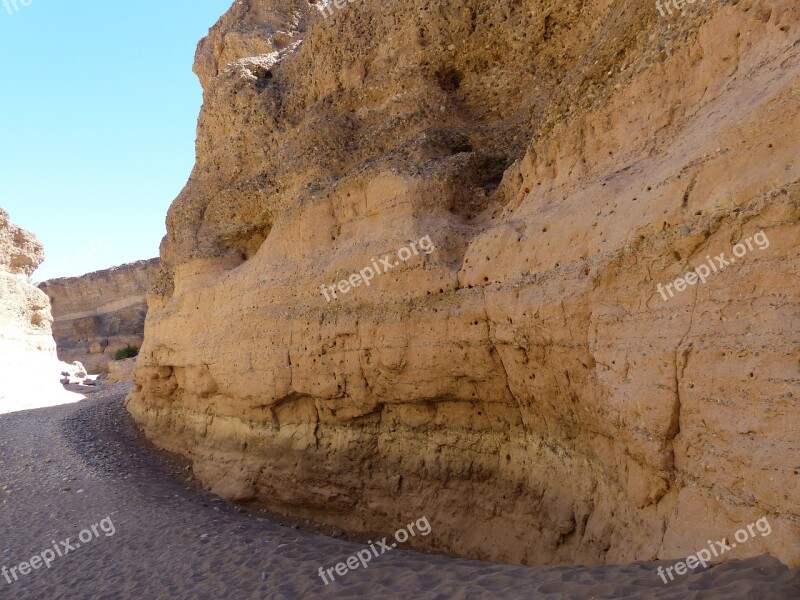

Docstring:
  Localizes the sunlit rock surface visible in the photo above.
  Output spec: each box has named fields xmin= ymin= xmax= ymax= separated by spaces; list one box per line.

xmin=0 ymin=208 xmax=83 ymax=414
xmin=127 ymin=0 xmax=800 ymax=566
xmin=40 ymin=259 xmax=158 ymax=373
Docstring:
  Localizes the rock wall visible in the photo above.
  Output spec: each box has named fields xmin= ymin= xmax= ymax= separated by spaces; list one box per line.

xmin=127 ymin=0 xmax=800 ymax=566
xmin=0 ymin=209 xmax=75 ymax=413
xmin=39 ymin=259 xmax=159 ymax=373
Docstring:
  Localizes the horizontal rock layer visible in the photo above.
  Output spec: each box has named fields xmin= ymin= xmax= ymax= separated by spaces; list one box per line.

xmin=128 ymin=0 xmax=800 ymax=566
xmin=39 ymin=259 xmax=159 ymax=373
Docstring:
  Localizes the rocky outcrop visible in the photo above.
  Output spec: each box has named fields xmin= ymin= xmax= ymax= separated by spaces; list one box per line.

xmin=107 ymin=357 xmax=136 ymax=383
xmin=0 ymin=209 xmax=78 ymax=413
xmin=127 ymin=0 xmax=800 ymax=567
xmin=39 ymin=259 xmax=159 ymax=373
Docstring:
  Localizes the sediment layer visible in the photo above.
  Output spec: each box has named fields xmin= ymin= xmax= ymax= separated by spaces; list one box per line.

xmin=127 ymin=0 xmax=800 ymax=566
xmin=40 ymin=259 xmax=159 ymax=373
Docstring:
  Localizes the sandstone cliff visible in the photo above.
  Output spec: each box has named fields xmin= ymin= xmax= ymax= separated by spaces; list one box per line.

xmin=39 ymin=259 xmax=159 ymax=373
xmin=0 ymin=209 xmax=78 ymax=413
xmin=127 ymin=0 xmax=800 ymax=566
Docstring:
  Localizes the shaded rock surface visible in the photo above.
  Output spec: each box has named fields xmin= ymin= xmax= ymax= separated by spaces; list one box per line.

xmin=128 ymin=0 xmax=800 ymax=567
xmin=39 ymin=258 xmax=158 ymax=373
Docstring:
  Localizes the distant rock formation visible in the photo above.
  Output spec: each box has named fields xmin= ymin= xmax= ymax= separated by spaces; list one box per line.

xmin=39 ymin=259 xmax=159 ymax=373
xmin=0 ymin=209 xmax=79 ymax=413
xmin=127 ymin=0 xmax=800 ymax=567
xmin=107 ymin=357 xmax=136 ymax=383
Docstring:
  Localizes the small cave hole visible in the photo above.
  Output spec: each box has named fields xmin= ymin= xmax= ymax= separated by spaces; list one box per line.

xmin=435 ymin=67 xmax=463 ymax=92
xmin=252 ymin=66 xmax=274 ymax=91
xmin=450 ymin=143 xmax=473 ymax=154
xmin=253 ymin=66 xmax=273 ymax=80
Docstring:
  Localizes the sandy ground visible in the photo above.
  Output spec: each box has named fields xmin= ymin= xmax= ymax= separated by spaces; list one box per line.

xmin=0 ymin=383 xmax=798 ymax=599
xmin=0 ymin=391 xmax=83 ymax=415
xmin=0 ymin=378 xmax=86 ymax=415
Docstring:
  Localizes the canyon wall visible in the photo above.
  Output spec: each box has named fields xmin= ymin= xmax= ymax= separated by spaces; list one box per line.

xmin=127 ymin=0 xmax=800 ymax=566
xmin=0 ymin=209 xmax=74 ymax=412
xmin=39 ymin=259 xmax=159 ymax=373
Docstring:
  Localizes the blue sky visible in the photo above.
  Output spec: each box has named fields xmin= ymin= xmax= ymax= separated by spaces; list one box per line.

xmin=0 ymin=0 xmax=232 ymax=282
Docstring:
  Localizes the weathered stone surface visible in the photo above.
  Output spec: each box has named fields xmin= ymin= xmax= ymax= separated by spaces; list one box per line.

xmin=128 ymin=0 xmax=800 ymax=567
xmin=39 ymin=259 xmax=158 ymax=373
xmin=108 ymin=357 xmax=136 ymax=383
xmin=0 ymin=209 xmax=79 ymax=412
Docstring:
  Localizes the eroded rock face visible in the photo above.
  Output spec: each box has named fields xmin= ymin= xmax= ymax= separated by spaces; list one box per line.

xmin=127 ymin=0 xmax=800 ymax=566
xmin=107 ymin=357 xmax=136 ymax=383
xmin=39 ymin=259 xmax=159 ymax=373
xmin=0 ymin=209 xmax=75 ymax=412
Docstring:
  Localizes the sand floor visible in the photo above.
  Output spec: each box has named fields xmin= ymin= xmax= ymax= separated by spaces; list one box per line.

xmin=0 ymin=382 xmax=798 ymax=599
xmin=0 ymin=382 xmax=85 ymax=415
